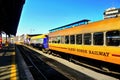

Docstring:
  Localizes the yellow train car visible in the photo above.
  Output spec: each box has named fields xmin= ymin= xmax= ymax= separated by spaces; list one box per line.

xmin=48 ymin=17 xmax=120 ymax=65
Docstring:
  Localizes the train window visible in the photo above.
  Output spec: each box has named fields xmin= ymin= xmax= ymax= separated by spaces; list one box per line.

xmin=65 ymin=36 xmax=69 ymax=44
xmin=84 ymin=33 xmax=91 ymax=45
xmin=57 ymin=36 xmax=61 ymax=43
xmin=38 ymin=39 xmax=43 ymax=44
xmin=106 ymin=30 xmax=120 ymax=46
xmin=76 ymin=34 xmax=82 ymax=44
xmin=93 ymin=32 xmax=103 ymax=45
xmin=51 ymin=37 xmax=54 ymax=43
xmin=61 ymin=36 xmax=65 ymax=44
xmin=52 ymin=37 xmax=57 ymax=43
xmin=70 ymin=35 xmax=75 ymax=44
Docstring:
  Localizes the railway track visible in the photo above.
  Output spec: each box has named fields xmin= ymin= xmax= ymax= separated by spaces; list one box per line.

xmin=17 ymin=45 xmax=70 ymax=80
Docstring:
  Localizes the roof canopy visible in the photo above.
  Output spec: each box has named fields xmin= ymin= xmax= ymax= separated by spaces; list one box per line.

xmin=0 ymin=0 xmax=25 ymax=35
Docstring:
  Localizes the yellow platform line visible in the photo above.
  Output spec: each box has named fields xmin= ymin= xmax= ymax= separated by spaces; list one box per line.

xmin=10 ymin=52 xmax=17 ymax=80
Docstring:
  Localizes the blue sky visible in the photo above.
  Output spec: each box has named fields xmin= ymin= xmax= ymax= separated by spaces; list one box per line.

xmin=16 ymin=0 xmax=120 ymax=35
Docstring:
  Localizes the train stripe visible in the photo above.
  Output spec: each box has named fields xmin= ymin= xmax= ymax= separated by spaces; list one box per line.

xmin=112 ymin=54 xmax=120 ymax=57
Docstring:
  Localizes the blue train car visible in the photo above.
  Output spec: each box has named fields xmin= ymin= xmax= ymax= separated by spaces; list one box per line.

xmin=30 ymin=34 xmax=48 ymax=52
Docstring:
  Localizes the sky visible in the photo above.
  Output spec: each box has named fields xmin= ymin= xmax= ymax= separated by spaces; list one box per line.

xmin=16 ymin=0 xmax=120 ymax=36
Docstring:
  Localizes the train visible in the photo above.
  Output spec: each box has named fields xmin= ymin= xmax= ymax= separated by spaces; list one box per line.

xmin=48 ymin=17 xmax=120 ymax=66
xmin=28 ymin=34 xmax=49 ymax=52
xmin=26 ymin=16 xmax=120 ymax=66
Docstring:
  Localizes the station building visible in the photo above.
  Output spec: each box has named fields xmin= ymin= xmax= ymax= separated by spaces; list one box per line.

xmin=104 ymin=7 xmax=120 ymax=19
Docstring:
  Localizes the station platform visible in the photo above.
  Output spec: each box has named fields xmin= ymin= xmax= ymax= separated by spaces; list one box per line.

xmin=0 ymin=44 xmax=33 ymax=80
xmin=0 ymin=44 xmax=18 ymax=80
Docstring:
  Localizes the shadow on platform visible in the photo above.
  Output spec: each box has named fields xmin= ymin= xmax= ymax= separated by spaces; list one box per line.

xmin=0 ymin=44 xmax=17 ymax=80
xmin=0 ymin=46 xmax=15 ymax=66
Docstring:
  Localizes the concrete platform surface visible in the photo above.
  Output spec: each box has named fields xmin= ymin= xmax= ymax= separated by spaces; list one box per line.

xmin=0 ymin=45 xmax=18 ymax=80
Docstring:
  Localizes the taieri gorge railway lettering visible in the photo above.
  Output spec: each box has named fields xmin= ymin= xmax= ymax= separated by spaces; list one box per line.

xmin=51 ymin=47 xmax=110 ymax=57
xmin=70 ymin=48 xmax=110 ymax=57
xmin=89 ymin=50 xmax=109 ymax=57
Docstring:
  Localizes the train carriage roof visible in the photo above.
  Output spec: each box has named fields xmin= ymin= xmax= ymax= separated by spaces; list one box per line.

xmin=49 ymin=17 xmax=120 ymax=36
xmin=31 ymin=34 xmax=47 ymax=40
xmin=49 ymin=19 xmax=90 ymax=33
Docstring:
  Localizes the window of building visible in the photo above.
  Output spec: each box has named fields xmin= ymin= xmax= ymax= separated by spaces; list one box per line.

xmin=76 ymin=34 xmax=82 ymax=44
xmin=93 ymin=32 xmax=103 ymax=45
xmin=84 ymin=33 xmax=91 ymax=45
xmin=65 ymin=36 xmax=69 ymax=44
xmin=106 ymin=30 xmax=120 ymax=46
xmin=70 ymin=35 xmax=75 ymax=44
